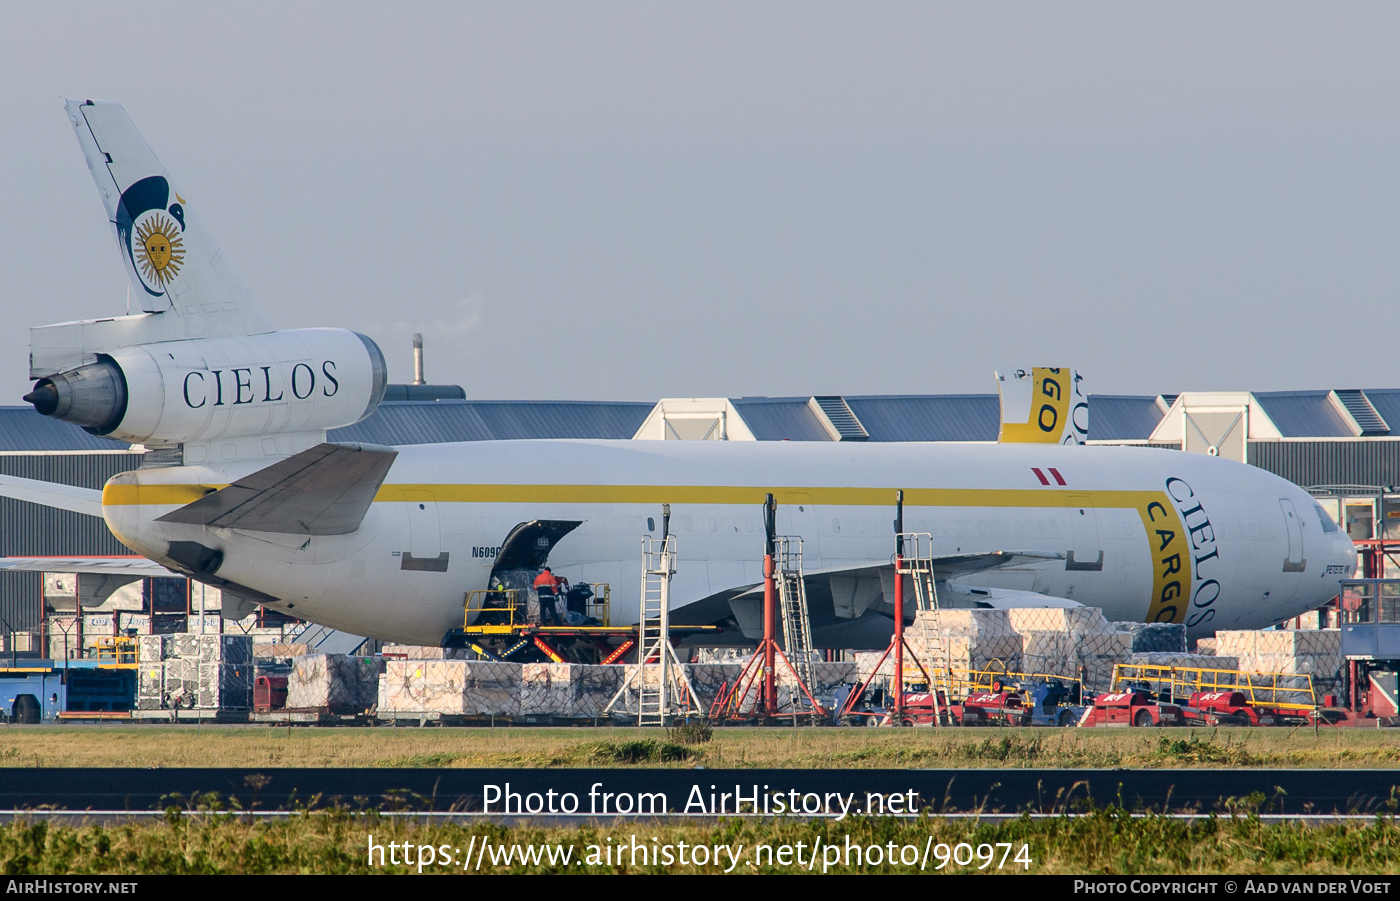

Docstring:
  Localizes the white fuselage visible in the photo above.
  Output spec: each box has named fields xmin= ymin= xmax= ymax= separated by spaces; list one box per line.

xmin=100 ymin=439 xmax=1356 ymax=646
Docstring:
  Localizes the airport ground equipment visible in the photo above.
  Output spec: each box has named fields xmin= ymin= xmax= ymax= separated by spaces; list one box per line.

xmin=964 ymin=678 xmax=1084 ymax=727
xmin=0 ymin=659 xmax=140 ymax=723
xmin=773 ymin=536 xmax=817 ymax=712
xmin=254 ymin=675 xmax=288 ymax=713
xmin=840 ymin=492 xmax=941 ymax=725
xmin=604 ymin=536 xmax=701 ymax=726
xmin=443 ymin=585 xmax=715 ymax=664
xmin=1177 ymin=690 xmax=1309 ymax=727
xmin=1079 ymin=689 xmax=1184 ymax=727
xmin=1306 ymin=578 xmax=1400 ymax=726
xmin=713 ymin=496 xmax=825 ymax=723
xmin=1111 ymin=662 xmax=1318 ymax=715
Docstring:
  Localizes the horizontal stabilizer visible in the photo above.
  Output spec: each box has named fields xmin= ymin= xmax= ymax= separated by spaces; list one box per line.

xmin=0 ymin=556 xmax=177 ymax=576
xmin=0 ymin=475 xmax=104 ymax=518
xmin=156 ymin=442 xmax=398 ymax=535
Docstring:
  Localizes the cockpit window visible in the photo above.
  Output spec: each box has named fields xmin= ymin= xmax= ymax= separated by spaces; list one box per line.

xmin=1314 ymin=504 xmax=1339 ymax=534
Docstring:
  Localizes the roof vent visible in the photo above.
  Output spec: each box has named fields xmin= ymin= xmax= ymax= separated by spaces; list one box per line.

xmin=1335 ymin=390 xmax=1390 ymax=436
xmin=809 ymin=396 xmax=869 ymax=441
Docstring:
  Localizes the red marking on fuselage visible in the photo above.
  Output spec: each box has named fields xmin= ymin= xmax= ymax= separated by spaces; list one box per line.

xmin=1047 ymin=467 xmax=1066 ymax=486
xmin=1031 ymin=468 xmax=1050 ymax=486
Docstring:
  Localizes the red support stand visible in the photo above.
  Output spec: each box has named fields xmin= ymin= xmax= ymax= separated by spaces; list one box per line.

xmin=839 ymin=490 xmax=937 ymax=725
xmin=764 ymin=550 xmax=776 ymax=716
xmin=713 ymin=494 xmax=826 ymax=722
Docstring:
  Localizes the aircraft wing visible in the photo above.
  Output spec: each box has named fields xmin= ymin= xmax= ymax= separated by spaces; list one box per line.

xmin=804 ymin=549 xmax=1066 ymax=584
xmin=0 ymin=556 xmax=179 ymax=577
xmin=680 ymin=549 xmax=1073 ymax=645
xmin=0 ymin=475 xmax=104 ymax=518
xmin=156 ymin=442 xmax=397 ymax=535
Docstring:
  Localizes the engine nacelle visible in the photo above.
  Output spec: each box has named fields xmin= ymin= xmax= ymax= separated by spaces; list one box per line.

xmin=25 ymin=328 xmax=386 ymax=445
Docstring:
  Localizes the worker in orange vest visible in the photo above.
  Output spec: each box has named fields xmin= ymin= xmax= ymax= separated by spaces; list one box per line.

xmin=533 ymin=566 xmax=565 ymax=626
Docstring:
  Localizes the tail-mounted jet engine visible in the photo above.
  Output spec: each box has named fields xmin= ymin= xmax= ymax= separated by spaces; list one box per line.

xmin=24 ymin=328 xmax=386 ymax=444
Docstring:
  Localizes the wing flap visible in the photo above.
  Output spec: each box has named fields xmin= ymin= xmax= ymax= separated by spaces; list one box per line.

xmin=156 ymin=442 xmax=397 ymax=535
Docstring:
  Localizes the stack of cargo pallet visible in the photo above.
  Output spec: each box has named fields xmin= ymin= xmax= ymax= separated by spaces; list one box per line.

xmin=285 ymin=654 xmax=383 ymax=711
xmin=1114 ymin=622 xmax=1236 ymax=670
xmin=137 ymin=634 xmax=253 ymax=710
xmin=1007 ymin=608 xmax=1132 ymax=690
xmin=1214 ymin=629 xmax=1343 ymax=696
xmin=378 ymin=659 xmax=523 ymax=718
xmin=857 ymin=608 xmax=1024 ymax=683
xmin=612 ymin=663 xmax=741 ymax=717
xmin=519 ymin=663 xmax=624 ymax=719
xmin=775 ymin=661 xmax=857 ymax=713
xmin=381 ymin=644 xmax=477 ymax=659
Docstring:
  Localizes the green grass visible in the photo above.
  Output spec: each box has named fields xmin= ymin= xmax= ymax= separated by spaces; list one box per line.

xmin=3 ymin=724 xmax=1399 ymax=769
xmin=3 ymin=808 xmax=1400 ymax=874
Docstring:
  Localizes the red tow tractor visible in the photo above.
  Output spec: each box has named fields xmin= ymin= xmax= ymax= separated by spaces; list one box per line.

xmin=958 ymin=690 xmax=1031 ymax=726
xmin=1078 ymin=689 xmax=1184 ymax=727
xmin=1180 ymin=690 xmax=1310 ymax=727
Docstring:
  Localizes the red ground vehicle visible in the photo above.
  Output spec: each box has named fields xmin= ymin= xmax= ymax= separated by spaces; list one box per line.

xmin=1078 ymin=689 xmax=1183 ymax=727
xmin=1180 ymin=690 xmax=1308 ymax=726
xmin=958 ymin=691 xmax=1031 ymax=726
xmin=882 ymin=689 xmax=954 ymax=726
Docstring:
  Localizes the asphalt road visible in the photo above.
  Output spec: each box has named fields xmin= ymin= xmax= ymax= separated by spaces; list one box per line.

xmin=0 ymin=768 xmax=1393 ymax=816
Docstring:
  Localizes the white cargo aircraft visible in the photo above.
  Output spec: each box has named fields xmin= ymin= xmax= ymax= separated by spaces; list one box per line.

xmin=0 ymin=101 xmax=1356 ymax=648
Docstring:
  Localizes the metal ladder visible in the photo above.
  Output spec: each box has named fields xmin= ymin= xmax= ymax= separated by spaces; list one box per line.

xmin=774 ymin=536 xmax=817 ymax=711
xmin=604 ymin=536 xmax=701 ymax=725
xmin=899 ymin=532 xmax=952 ymax=720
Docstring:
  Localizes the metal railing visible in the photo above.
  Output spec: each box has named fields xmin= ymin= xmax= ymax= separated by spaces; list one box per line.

xmin=93 ymin=636 xmax=137 ymax=667
xmin=463 ymin=589 xmax=525 ymax=632
xmin=1111 ymin=663 xmax=1316 ymax=710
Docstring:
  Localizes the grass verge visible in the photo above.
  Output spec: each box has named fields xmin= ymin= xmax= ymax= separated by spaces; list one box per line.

xmin=0 ymin=724 xmax=1394 ymax=769
xmin=1 ymin=808 xmax=1399 ymax=874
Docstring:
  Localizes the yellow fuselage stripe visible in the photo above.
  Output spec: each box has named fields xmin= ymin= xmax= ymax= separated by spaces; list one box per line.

xmin=103 ymin=482 xmax=1163 ymax=510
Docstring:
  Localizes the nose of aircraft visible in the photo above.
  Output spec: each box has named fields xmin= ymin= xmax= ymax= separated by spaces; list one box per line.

xmin=1334 ymin=529 xmax=1360 ymax=577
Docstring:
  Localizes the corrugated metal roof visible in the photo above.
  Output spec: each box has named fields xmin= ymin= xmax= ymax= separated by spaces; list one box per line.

xmin=1088 ymin=395 xmax=1165 ymax=441
xmin=730 ymin=397 xmax=832 ymax=441
xmin=329 ymin=400 xmax=652 ymax=446
xmin=0 ymin=407 xmax=132 ymax=452
xmin=1252 ymin=391 xmax=1356 ymax=438
xmin=1361 ymin=390 xmax=1400 ymax=435
xmin=843 ymin=395 xmax=1000 ymax=442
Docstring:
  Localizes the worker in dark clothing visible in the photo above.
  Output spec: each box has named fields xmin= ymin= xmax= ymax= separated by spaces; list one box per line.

xmin=533 ymin=566 xmax=565 ymax=626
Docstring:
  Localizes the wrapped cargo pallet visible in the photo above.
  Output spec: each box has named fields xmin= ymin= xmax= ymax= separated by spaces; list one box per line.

xmin=1124 ymin=652 xmax=1240 ymax=671
xmin=1214 ymin=629 xmax=1343 ymax=696
xmin=137 ymin=635 xmax=169 ymax=664
xmin=1112 ymin=622 xmax=1187 ymax=654
xmin=912 ymin=609 xmax=1023 ymax=673
xmin=1194 ymin=637 xmax=1218 ymax=656
xmin=381 ymin=644 xmax=475 ymax=660
xmin=197 ymin=662 xmax=253 ymax=709
xmin=197 ymin=634 xmax=252 ymax=665
xmin=1007 ymin=607 xmax=1132 ymax=691
xmin=137 ymin=663 xmax=164 ymax=710
xmin=520 ymin=663 xmax=625 ymax=718
xmin=378 ymin=660 xmax=522 ymax=716
xmin=254 ymin=643 xmax=312 ymax=661
xmin=286 ymin=654 xmax=383 ymax=710
xmin=164 ymin=658 xmax=198 ymax=708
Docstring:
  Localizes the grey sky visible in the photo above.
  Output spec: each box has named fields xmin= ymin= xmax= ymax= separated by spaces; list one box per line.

xmin=2 ymin=4 xmax=1397 ymax=405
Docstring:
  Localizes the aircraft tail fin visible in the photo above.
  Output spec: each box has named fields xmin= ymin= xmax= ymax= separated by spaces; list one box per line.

xmin=64 ymin=99 xmax=273 ymax=335
xmin=995 ymin=367 xmax=1088 ymax=444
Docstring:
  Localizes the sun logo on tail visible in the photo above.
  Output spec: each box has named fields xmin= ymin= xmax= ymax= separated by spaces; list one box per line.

xmin=133 ymin=213 xmax=185 ymax=289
